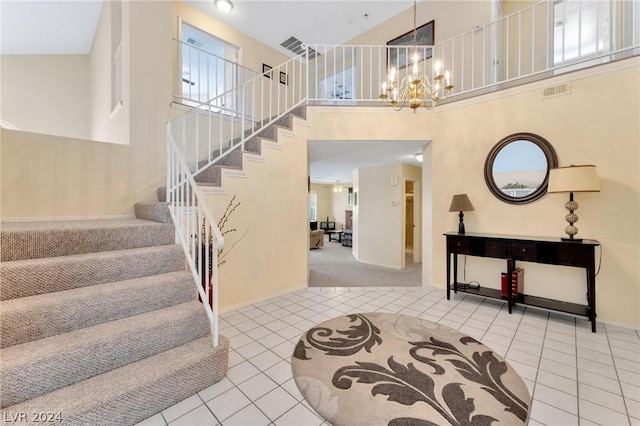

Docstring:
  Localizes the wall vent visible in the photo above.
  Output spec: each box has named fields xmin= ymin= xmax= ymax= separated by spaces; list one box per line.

xmin=186 ymin=37 xmax=203 ymax=48
xmin=542 ymin=82 xmax=571 ymax=99
xmin=280 ymin=36 xmax=320 ymax=60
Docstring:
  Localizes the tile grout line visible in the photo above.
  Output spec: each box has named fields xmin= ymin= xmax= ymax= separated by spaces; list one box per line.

xmin=605 ymin=324 xmax=634 ymax=426
xmin=525 ymin=306 xmax=551 ymax=426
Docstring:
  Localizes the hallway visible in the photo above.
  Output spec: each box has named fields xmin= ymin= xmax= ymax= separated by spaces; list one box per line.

xmin=308 ymin=235 xmax=421 ymax=288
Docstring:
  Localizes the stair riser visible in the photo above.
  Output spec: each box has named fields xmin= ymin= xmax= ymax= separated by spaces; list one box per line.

xmin=134 ymin=202 xmax=172 ymax=223
xmin=0 ymin=245 xmax=186 ymax=300
xmin=0 ymin=273 xmax=195 ymax=348
xmin=194 ymin=166 xmax=222 ymax=186
xmin=1 ymin=304 xmax=211 ymax=408
xmin=1 ymin=337 xmax=229 ymax=426
xmin=1 ymin=223 xmax=175 ymax=262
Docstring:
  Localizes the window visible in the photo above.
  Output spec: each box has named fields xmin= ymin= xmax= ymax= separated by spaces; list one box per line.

xmin=180 ymin=23 xmax=242 ymax=110
xmin=309 ymin=192 xmax=317 ymax=221
xmin=553 ymin=0 xmax=612 ymax=65
xmin=318 ymin=66 xmax=355 ymax=100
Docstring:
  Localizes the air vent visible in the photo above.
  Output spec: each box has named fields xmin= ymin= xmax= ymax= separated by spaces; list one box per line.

xmin=542 ymin=82 xmax=571 ymax=99
xmin=186 ymin=37 xmax=203 ymax=48
xmin=280 ymin=36 xmax=320 ymax=60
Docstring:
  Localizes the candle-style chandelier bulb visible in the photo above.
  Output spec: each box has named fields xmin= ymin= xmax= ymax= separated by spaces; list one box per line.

xmin=379 ymin=0 xmax=454 ymax=112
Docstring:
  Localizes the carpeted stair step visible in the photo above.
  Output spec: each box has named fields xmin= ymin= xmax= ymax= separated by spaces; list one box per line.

xmin=0 ymin=271 xmax=195 ymax=348
xmin=0 ymin=335 xmax=229 ymax=426
xmin=194 ymin=163 xmax=243 ymax=186
xmin=0 ymin=244 xmax=185 ymax=300
xmin=157 ymin=187 xmax=167 ymax=202
xmin=1 ymin=219 xmax=175 ymax=261
xmin=1 ymin=301 xmax=211 ymax=408
xmin=134 ymin=202 xmax=171 ymax=223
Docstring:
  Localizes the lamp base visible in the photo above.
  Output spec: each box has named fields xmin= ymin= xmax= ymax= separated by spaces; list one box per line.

xmin=561 ymin=237 xmax=583 ymax=242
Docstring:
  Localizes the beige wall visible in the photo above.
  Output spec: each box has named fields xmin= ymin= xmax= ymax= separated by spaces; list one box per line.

xmin=348 ymin=1 xmax=492 ymax=47
xmin=0 ymin=129 xmax=131 ymax=218
xmin=206 ymin=120 xmax=309 ymax=311
xmin=331 ymin=187 xmax=351 ymax=230
xmin=1 ymin=55 xmax=91 ymax=140
xmin=310 ymin=183 xmax=332 ymax=224
xmin=1 ymin=0 xmax=173 ymax=219
xmin=431 ymin=62 xmax=640 ymax=328
xmin=305 ymin=60 xmax=639 ymax=328
xmin=90 ymin=0 xmax=130 ymax=145
xmin=310 ymin=183 xmax=351 ymax=228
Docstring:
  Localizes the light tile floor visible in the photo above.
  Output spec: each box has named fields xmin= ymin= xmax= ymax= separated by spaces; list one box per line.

xmin=137 ymin=287 xmax=640 ymax=426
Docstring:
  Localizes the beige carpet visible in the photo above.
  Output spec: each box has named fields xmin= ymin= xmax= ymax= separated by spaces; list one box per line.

xmin=309 ymin=236 xmax=421 ymax=288
xmin=292 ymin=313 xmax=530 ymax=426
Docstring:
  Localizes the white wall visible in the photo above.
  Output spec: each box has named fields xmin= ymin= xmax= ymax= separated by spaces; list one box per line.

xmin=357 ymin=163 xmax=405 ymax=269
xmin=1 ymin=55 xmax=91 ymax=140
xmin=90 ymin=0 xmax=130 ymax=145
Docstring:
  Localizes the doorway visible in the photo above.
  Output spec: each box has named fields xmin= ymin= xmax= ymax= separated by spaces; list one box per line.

xmin=403 ymin=178 xmax=422 ymax=268
xmin=405 ymin=181 xmax=415 ymax=258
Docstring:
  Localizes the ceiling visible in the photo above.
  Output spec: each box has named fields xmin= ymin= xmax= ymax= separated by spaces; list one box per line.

xmin=309 ymin=140 xmax=428 ymax=184
xmin=184 ymin=0 xmax=413 ymax=59
xmin=0 ymin=0 xmax=103 ymax=54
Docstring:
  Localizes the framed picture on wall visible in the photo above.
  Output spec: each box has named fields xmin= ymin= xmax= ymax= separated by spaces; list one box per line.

xmin=262 ymin=63 xmax=272 ymax=79
xmin=279 ymin=71 xmax=288 ymax=86
xmin=387 ymin=20 xmax=434 ymax=69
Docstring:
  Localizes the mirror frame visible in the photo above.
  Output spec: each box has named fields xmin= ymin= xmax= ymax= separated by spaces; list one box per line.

xmin=484 ymin=132 xmax=558 ymax=205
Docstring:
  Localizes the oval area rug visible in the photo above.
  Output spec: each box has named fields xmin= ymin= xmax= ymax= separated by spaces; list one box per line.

xmin=291 ymin=312 xmax=530 ymax=426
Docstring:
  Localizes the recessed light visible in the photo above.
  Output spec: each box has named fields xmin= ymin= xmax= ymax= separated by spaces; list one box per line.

xmin=215 ymin=0 xmax=233 ymax=13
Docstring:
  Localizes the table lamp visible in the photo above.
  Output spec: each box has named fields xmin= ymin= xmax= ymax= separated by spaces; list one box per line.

xmin=449 ymin=194 xmax=474 ymax=234
xmin=547 ymin=165 xmax=600 ymax=241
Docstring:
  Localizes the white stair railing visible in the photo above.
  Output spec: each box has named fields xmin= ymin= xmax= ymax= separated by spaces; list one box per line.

xmin=166 ymin=126 xmax=224 ymax=347
xmin=176 ymin=39 xmax=258 ymax=107
xmin=170 ymin=52 xmax=309 ymax=176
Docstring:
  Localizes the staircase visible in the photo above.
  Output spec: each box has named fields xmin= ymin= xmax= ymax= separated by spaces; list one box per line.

xmin=0 ymin=205 xmax=229 ymax=425
xmin=194 ymin=105 xmax=307 ymax=189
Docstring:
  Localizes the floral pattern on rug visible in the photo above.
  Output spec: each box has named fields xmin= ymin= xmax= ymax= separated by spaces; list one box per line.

xmin=292 ymin=313 xmax=530 ymax=426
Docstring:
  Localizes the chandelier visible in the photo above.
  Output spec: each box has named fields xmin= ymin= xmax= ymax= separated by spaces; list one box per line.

xmin=379 ymin=0 xmax=453 ymax=112
xmin=333 ymin=181 xmax=343 ymax=192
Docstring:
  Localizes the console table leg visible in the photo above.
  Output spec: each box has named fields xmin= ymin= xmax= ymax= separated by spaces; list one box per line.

xmin=446 ymin=253 xmax=451 ymax=300
xmin=587 ymin=268 xmax=596 ymax=332
xmin=453 ymin=254 xmax=458 ymax=295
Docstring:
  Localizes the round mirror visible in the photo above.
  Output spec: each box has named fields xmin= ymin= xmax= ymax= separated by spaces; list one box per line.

xmin=484 ymin=133 xmax=558 ymax=204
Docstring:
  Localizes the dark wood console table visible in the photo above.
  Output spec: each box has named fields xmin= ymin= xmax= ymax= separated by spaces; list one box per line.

xmin=444 ymin=232 xmax=600 ymax=332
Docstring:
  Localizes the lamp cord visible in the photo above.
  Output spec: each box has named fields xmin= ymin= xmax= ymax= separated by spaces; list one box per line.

xmin=595 ymin=243 xmax=603 ymax=277
xmin=461 ymin=255 xmax=481 ymax=289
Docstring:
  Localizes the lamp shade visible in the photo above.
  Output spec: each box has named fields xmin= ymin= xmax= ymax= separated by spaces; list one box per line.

xmin=449 ymin=194 xmax=474 ymax=212
xmin=548 ymin=165 xmax=600 ymax=193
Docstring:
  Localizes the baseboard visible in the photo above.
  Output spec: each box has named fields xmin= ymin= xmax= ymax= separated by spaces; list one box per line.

xmin=1 ymin=214 xmax=136 ymax=222
xmin=218 ymin=284 xmax=308 ymax=314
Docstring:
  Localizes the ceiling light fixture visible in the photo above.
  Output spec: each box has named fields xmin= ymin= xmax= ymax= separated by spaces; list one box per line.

xmin=379 ymin=0 xmax=453 ymax=112
xmin=215 ymin=0 xmax=233 ymax=13
xmin=415 ymin=152 xmax=423 ymax=162
xmin=333 ymin=181 xmax=343 ymax=193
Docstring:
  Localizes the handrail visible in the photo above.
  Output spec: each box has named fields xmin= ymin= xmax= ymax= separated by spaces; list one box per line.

xmin=176 ymin=38 xmax=259 ymax=106
xmin=170 ymin=50 xmax=309 ymax=176
xmin=166 ymin=125 xmax=223 ymax=347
